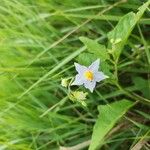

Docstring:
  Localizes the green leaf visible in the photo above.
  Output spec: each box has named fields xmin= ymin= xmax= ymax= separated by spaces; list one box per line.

xmin=108 ymin=1 xmax=150 ymax=59
xmin=89 ymin=99 xmax=134 ymax=150
xmin=133 ymin=77 xmax=150 ymax=99
xmin=76 ymin=52 xmax=97 ymax=66
xmin=79 ymin=37 xmax=109 ymax=61
xmin=101 ymin=61 xmax=113 ymax=78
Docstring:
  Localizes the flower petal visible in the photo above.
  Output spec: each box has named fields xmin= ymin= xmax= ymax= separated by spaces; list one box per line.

xmin=94 ymin=71 xmax=108 ymax=82
xmin=88 ymin=59 xmax=100 ymax=72
xmin=84 ymin=81 xmax=96 ymax=92
xmin=71 ymin=74 xmax=84 ymax=85
xmin=74 ymin=63 xmax=87 ymax=74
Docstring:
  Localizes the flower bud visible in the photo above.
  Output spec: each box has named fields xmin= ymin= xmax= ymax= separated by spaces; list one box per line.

xmin=73 ymin=91 xmax=88 ymax=101
xmin=61 ymin=78 xmax=69 ymax=87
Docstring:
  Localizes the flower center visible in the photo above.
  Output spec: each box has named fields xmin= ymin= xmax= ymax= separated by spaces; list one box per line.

xmin=84 ymin=70 xmax=94 ymax=81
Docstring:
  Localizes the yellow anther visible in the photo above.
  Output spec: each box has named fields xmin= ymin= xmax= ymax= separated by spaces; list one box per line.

xmin=84 ymin=70 xmax=94 ymax=81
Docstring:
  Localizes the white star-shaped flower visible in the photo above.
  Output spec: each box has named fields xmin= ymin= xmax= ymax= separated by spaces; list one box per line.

xmin=72 ymin=59 xmax=108 ymax=92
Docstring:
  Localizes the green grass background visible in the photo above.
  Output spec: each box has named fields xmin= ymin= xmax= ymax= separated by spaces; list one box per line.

xmin=0 ymin=0 xmax=150 ymax=150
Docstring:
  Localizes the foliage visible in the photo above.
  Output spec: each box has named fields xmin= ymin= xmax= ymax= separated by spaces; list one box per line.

xmin=89 ymin=100 xmax=134 ymax=150
xmin=0 ymin=0 xmax=150 ymax=150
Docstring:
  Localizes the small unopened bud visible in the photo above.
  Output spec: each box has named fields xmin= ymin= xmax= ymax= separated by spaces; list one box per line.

xmin=61 ymin=78 xmax=69 ymax=87
xmin=73 ymin=91 xmax=88 ymax=100
xmin=110 ymin=38 xmax=122 ymax=44
xmin=110 ymin=39 xmax=114 ymax=44
xmin=69 ymin=91 xmax=88 ymax=101
xmin=68 ymin=91 xmax=88 ymax=106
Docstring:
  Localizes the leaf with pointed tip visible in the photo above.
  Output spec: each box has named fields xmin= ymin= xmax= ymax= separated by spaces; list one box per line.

xmin=77 ymin=52 xmax=97 ymax=66
xmin=108 ymin=1 xmax=150 ymax=59
xmin=89 ymin=99 xmax=134 ymax=150
xmin=79 ymin=37 xmax=109 ymax=61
